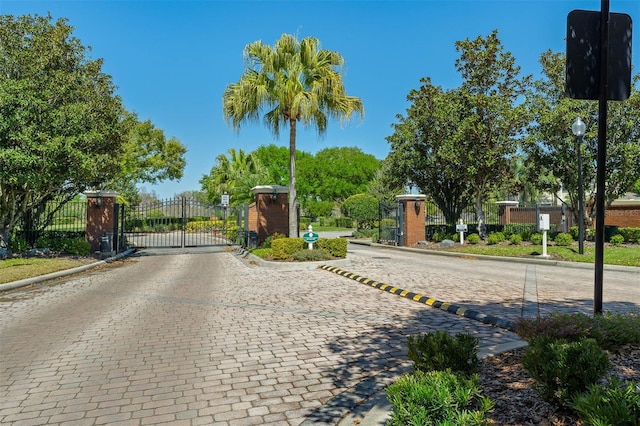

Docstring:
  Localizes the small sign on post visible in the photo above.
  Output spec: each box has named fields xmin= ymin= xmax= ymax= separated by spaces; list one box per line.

xmin=456 ymin=220 xmax=468 ymax=245
xmin=302 ymin=225 xmax=318 ymax=250
xmin=539 ymin=214 xmax=550 ymax=257
xmin=221 ymin=193 xmax=230 ymax=207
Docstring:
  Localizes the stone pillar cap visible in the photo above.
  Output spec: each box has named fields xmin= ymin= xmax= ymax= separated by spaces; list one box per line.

xmin=395 ymin=194 xmax=426 ymax=202
xmin=251 ymin=185 xmax=289 ymax=194
xmin=84 ymin=190 xmax=118 ymax=198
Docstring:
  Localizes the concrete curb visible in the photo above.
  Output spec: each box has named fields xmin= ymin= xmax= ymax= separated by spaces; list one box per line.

xmin=347 ymin=239 xmax=640 ymax=273
xmin=318 ymin=264 xmax=517 ymax=332
xmin=0 ymin=248 xmax=137 ymax=292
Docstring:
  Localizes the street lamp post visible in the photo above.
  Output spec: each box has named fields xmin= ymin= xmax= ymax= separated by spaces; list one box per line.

xmin=572 ymin=117 xmax=587 ymax=255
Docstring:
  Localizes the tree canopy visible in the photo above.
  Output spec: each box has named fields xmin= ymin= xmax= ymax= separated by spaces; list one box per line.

xmin=222 ymin=33 xmax=363 ymax=236
xmin=524 ymin=51 xmax=640 ymax=226
xmin=0 ymin=14 xmax=127 ymax=244
xmin=386 ymin=30 xmax=531 ymax=232
xmin=0 ymin=14 xmax=188 ymax=245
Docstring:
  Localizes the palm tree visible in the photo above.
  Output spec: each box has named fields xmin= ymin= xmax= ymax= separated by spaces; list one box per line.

xmin=223 ymin=33 xmax=364 ymax=236
xmin=201 ymin=148 xmax=267 ymax=206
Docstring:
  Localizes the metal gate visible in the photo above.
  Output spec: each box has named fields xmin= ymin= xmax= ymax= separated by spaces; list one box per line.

xmin=379 ymin=201 xmax=404 ymax=246
xmin=122 ymin=197 xmax=245 ymax=248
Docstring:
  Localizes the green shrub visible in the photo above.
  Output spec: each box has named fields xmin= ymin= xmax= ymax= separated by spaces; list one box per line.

xmin=554 ymin=232 xmax=574 ymax=246
xmin=509 ymin=234 xmax=523 ymax=245
xmin=530 ymin=233 xmax=543 ymax=245
xmin=299 ymin=216 xmax=311 ymax=231
xmin=62 ymin=238 xmax=91 ymax=255
xmin=618 ymin=227 xmax=640 ymax=243
xmin=333 ymin=217 xmax=354 ymax=228
xmin=486 ymin=232 xmax=505 ymax=245
xmin=522 ymin=337 xmax=610 ymax=405
xmin=515 ymin=312 xmax=640 ymax=349
xmin=467 ymin=233 xmax=480 ymax=244
xmin=386 ymin=370 xmax=493 ymax=426
xmin=407 ymin=331 xmax=480 ymax=376
xmin=570 ymin=226 xmax=580 ymax=240
xmin=610 ymin=234 xmax=625 ymax=246
xmin=504 ymin=223 xmax=536 ymax=240
xmin=271 ymin=238 xmax=304 ymax=259
xmin=315 ymin=238 xmax=347 ymax=258
xmin=261 ymin=232 xmax=285 ymax=249
xmin=8 ymin=237 xmax=28 ymax=253
xmin=291 ymin=249 xmax=332 ymax=261
xmin=571 ymin=377 xmax=640 ymax=426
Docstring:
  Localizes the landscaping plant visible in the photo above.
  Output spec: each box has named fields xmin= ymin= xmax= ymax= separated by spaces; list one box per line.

xmin=407 ymin=331 xmax=480 ymax=376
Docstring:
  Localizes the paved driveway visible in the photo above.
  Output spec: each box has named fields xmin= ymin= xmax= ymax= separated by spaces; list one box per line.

xmin=2 ymin=244 xmax=637 ymax=425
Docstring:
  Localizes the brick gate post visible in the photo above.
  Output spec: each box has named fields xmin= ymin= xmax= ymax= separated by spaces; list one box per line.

xmin=395 ymin=194 xmax=426 ymax=246
xmin=250 ymin=185 xmax=289 ymax=245
xmin=85 ymin=190 xmax=118 ymax=255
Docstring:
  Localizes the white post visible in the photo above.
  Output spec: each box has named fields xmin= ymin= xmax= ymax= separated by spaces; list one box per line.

xmin=308 ymin=225 xmax=313 ymax=250
xmin=542 ymin=230 xmax=548 ymax=257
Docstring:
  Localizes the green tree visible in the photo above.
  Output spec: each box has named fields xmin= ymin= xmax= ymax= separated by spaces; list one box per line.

xmin=200 ymin=148 xmax=268 ymax=206
xmin=111 ymin=112 xmax=187 ymax=204
xmin=365 ymin=159 xmax=407 ymax=205
xmin=223 ymin=33 xmax=364 ymax=237
xmin=386 ymin=30 xmax=531 ymax=235
xmin=341 ymin=193 xmax=378 ymax=230
xmin=524 ymin=51 xmax=640 ymax=228
xmin=309 ymin=147 xmax=379 ymax=202
xmin=0 ymin=14 xmax=127 ymax=245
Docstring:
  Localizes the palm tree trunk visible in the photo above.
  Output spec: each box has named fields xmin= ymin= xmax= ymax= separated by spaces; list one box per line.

xmin=288 ymin=118 xmax=298 ymax=237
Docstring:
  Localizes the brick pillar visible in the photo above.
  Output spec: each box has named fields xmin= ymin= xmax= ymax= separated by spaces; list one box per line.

xmin=395 ymin=194 xmax=426 ymax=246
xmin=85 ymin=191 xmax=118 ymax=254
xmin=251 ymin=185 xmax=289 ymax=245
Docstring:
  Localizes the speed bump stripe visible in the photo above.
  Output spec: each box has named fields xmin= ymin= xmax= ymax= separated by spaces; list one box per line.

xmin=318 ymin=264 xmax=515 ymax=332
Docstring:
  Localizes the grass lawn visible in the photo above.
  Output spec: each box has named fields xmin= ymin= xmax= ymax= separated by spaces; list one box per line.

xmin=428 ymin=243 xmax=640 ymax=267
xmin=0 ymin=257 xmax=95 ymax=285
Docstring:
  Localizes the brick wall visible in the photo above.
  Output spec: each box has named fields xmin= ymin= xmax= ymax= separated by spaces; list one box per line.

xmin=85 ymin=194 xmax=116 ymax=253
xmin=605 ymin=204 xmax=640 ymax=227
xmin=251 ymin=193 xmax=289 ymax=244
xmin=396 ymin=195 xmax=426 ymax=246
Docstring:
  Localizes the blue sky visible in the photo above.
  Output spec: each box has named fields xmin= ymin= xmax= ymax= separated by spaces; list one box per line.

xmin=2 ymin=0 xmax=638 ymax=199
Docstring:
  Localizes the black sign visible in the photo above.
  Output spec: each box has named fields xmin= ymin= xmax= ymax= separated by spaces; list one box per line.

xmin=566 ymin=10 xmax=632 ymax=101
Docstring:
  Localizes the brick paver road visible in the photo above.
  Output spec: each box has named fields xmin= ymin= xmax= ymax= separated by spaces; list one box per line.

xmin=2 ymin=244 xmax=637 ymax=425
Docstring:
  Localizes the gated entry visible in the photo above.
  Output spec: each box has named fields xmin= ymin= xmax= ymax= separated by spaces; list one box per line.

xmin=123 ymin=197 xmax=244 ymax=248
xmin=378 ymin=201 xmax=404 ymax=246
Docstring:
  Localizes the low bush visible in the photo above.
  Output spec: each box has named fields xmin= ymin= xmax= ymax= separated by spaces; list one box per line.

xmin=610 ymin=234 xmax=625 ymax=246
xmin=486 ymin=232 xmax=505 ymax=245
xmin=515 ymin=312 xmax=640 ymax=349
xmin=407 ymin=331 xmax=480 ymax=376
xmin=618 ymin=227 xmax=640 ymax=243
xmin=261 ymin=232 xmax=285 ymax=249
xmin=291 ymin=249 xmax=332 ymax=261
xmin=315 ymin=238 xmax=347 ymax=258
xmin=386 ymin=370 xmax=493 ymax=426
xmin=503 ymin=223 xmax=536 ymax=240
xmin=271 ymin=238 xmax=304 ymax=259
xmin=467 ymin=233 xmax=480 ymax=244
xmin=522 ymin=337 xmax=610 ymax=405
xmin=62 ymin=238 xmax=91 ymax=255
xmin=571 ymin=377 xmax=640 ymax=426
xmin=530 ymin=233 xmax=543 ymax=245
xmin=509 ymin=234 xmax=523 ymax=245
xmin=554 ymin=232 xmax=574 ymax=246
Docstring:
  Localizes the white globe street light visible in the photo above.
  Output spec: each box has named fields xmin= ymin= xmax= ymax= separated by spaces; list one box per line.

xmin=572 ymin=117 xmax=587 ymax=255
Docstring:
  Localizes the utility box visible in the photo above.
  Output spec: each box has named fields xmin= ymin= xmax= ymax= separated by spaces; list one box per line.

xmin=538 ymin=214 xmax=550 ymax=231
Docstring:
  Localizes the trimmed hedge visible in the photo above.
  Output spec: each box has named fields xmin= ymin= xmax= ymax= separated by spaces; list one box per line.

xmin=271 ymin=238 xmax=305 ymax=259
xmin=315 ymin=238 xmax=348 ymax=258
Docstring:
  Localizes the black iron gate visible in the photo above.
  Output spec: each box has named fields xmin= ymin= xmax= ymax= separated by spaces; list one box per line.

xmin=122 ymin=197 xmax=245 ymax=249
xmin=379 ymin=201 xmax=404 ymax=246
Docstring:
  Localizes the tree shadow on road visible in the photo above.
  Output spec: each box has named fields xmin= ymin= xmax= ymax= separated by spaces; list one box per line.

xmin=303 ymin=292 xmax=640 ymax=424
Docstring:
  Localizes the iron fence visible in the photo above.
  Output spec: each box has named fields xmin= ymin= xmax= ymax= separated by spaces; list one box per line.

xmin=9 ymin=200 xmax=87 ymax=249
